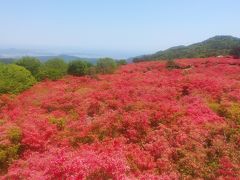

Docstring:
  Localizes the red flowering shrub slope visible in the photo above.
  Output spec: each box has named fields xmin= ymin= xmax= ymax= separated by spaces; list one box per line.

xmin=0 ymin=57 xmax=240 ymax=179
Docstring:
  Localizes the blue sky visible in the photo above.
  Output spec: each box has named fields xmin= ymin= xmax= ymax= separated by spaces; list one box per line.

xmin=0 ymin=0 xmax=240 ymax=58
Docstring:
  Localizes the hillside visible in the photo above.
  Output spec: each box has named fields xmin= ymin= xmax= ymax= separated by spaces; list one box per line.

xmin=1 ymin=57 xmax=240 ymax=179
xmin=133 ymin=35 xmax=240 ymax=62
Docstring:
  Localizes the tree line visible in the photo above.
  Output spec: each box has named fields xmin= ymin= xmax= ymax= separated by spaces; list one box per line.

xmin=0 ymin=57 xmax=127 ymax=94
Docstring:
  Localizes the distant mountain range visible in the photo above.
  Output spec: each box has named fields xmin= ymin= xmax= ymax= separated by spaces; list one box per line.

xmin=0 ymin=48 xmax=129 ymax=64
xmin=0 ymin=54 xmax=98 ymax=64
xmin=1 ymin=35 xmax=240 ymax=64
xmin=0 ymin=48 xmax=56 ymax=58
xmin=36 ymin=55 xmax=98 ymax=64
xmin=0 ymin=47 xmax=116 ymax=64
xmin=133 ymin=35 xmax=240 ymax=62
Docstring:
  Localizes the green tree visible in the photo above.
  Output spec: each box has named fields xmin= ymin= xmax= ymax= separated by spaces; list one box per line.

xmin=96 ymin=58 xmax=117 ymax=74
xmin=68 ymin=60 xmax=91 ymax=76
xmin=116 ymin=59 xmax=127 ymax=66
xmin=37 ymin=58 xmax=68 ymax=80
xmin=15 ymin=56 xmax=41 ymax=77
xmin=0 ymin=64 xmax=36 ymax=94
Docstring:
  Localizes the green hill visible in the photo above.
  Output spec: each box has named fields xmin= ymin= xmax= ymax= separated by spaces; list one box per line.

xmin=133 ymin=35 xmax=240 ymax=62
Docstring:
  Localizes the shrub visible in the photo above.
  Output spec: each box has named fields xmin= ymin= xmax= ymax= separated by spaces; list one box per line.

xmin=0 ymin=127 xmax=22 ymax=171
xmin=0 ymin=64 xmax=36 ymax=94
xmin=2 ymin=57 xmax=240 ymax=178
xmin=116 ymin=59 xmax=127 ymax=66
xmin=96 ymin=58 xmax=117 ymax=74
xmin=222 ymin=103 xmax=240 ymax=124
xmin=68 ymin=60 xmax=91 ymax=76
xmin=37 ymin=58 xmax=68 ymax=80
xmin=15 ymin=56 xmax=41 ymax=77
xmin=166 ymin=60 xmax=192 ymax=70
xmin=230 ymin=47 xmax=240 ymax=59
xmin=7 ymin=127 xmax=22 ymax=144
xmin=88 ymin=66 xmax=97 ymax=75
xmin=166 ymin=60 xmax=180 ymax=70
xmin=49 ymin=117 xmax=66 ymax=130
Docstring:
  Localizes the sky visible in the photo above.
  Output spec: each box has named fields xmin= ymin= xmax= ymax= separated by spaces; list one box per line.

xmin=0 ymin=0 xmax=240 ymax=58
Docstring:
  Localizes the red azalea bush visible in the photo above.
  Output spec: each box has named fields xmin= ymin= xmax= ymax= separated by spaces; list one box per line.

xmin=0 ymin=57 xmax=240 ymax=179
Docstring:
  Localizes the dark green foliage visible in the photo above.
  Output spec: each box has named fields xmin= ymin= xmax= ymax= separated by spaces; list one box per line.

xmin=116 ymin=59 xmax=127 ymax=66
xmin=230 ymin=47 xmax=240 ymax=59
xmin=15 ymin=56 xmax=41 ymax=77
xmin=133 ymin=36 xmax=240 ymax=62
xmin=0 ymin=64 xmax=36 ymax=94
xmin=96 ymin=58 xmax=117 ymax=74
xmin=68 ymin=60 xmax=92 ymax=76
xmin=37 ymin=58 xmax=68 ymax=80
